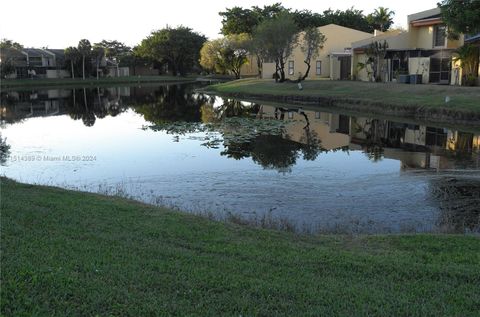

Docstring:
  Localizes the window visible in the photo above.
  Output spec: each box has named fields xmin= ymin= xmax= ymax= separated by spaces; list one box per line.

xmin=434 ymin=25 xmax=446 ymax=47
xmin=288 ymin=61 xmax=294 ymax=75
xmin=316 ymin=60 xmax=322 ymax=75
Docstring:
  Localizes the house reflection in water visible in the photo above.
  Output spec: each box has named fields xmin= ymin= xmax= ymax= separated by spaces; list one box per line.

xmin=257 ymin=105 xmax=480 ymax=171
xmin=1 ymin=87 xmax=130 ymax=126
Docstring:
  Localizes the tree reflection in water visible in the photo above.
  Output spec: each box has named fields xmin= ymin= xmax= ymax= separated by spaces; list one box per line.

xmin=132 ymin=84 xmax=209 ymax=123
xmin=352 ymin=118 xmax=387 ymax=162
xmin=2 ymin=84 xmax=479 ymax=175
xmin=67 ymin=87 xmax=126 ymax=126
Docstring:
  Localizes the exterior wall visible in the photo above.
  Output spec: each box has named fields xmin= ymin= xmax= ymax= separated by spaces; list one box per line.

xmin=129 ymin=66 xmax=159 ymax=76
xmin=352 ymin=53 xmax=370 ymax=81
xmin=451 ymin=57 xmax=463 ymax=85
xmin=476 ymin=52 xmax=480 ymax=86
xmin=330 ymin=57 xmax=341 ymax=80
xmin=352 ymin=31 xmax=408 ymax=51
xmin=262 ymin=24 xmax=372 ymax=80
xmin=410 ymin=26 xmax=433 ymax=49
xmin=408 ymin=57 xmax=430 ymax=83
xmin=107 ymin=67 xmax=129 ymax=77
xmin=46 ymin=69 xmax=70 ymax=79
xmin=352 ymin=32 xmax=410 ymax=82
xmin=447 ymin=35 xmax=464 ymax=49
xmin=5 ymin=71 xmax=18 ymax=79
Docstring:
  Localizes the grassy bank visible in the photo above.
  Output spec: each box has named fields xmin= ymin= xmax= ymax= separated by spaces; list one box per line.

xmin=0 ymin=75 xmax=196 ymax=90
xmin=205 ymin=79 xmax=480 ymax=124
xmin=1 ymin=178 xmax=479 ymax=316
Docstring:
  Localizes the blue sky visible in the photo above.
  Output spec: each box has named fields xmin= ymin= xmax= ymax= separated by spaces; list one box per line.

xmin=0 ymin=0 xmax=438 ymax=48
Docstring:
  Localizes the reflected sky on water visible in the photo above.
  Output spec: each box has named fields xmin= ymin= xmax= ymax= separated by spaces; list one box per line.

xmin=1 ymin=83 xmax=479 ymax=234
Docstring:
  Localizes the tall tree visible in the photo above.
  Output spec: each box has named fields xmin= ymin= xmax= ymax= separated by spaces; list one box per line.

xmin=224 ymin=34 xmax=250 ymax=79
xmin=137 ymin=26 xmax=206 ymax=76
xmin=291 ymin=10 xmax=324 ymax=30
xmin=453 ymin=44 xmax=480 ymax=86
xmin=300 ymin=27 xmax=326 ymax=80
xmin=367 ymin=7 xmax=395 ymax=32
xmin=253 ymin=12 xmax=299 ymax=82
xmin=322 ymin=8 xmax=374 ymax=33
xmin=0 ymin=59 xmax=16 ymax=78
xmin=438 ymin=0 xmax=480 ymax=35
xmin=200 ymin=39 xmax=227 ymax=74
xmin=219 ymin=7 xmax=260 ymax=35
xmin=251 ymin=3 xmax=287 ymax=21
xmin=64 ymin=47 xmax=80 ymax=79
xmin=0 ymin=39 xmax=23 ymax=49
xmin=220 ymin=5 xmax=381 ymax=35
xmin=0 ymin=39 xmax=23 ymax=78
xmin=219 ymin=3 xmax=288 ymax=35
xmin=200 ymin=34 xmax=250 ymax=79
xmin=96 ymin=40 xmax=131 ymax=76
xmin=77 ymin=39 xmax=92 ymax=80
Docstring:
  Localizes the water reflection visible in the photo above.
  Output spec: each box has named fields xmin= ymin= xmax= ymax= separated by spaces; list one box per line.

xmin=1 ymin=84 xmax=479 ymax=233
xmin=3 ymin=85 xmax=479 ymax=172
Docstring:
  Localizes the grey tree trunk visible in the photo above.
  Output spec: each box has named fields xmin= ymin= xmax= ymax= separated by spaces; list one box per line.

xmin=302 ymin=61 xmax=311 ymax=81
xmin=82 ymin=56 xmax=85 ymax=80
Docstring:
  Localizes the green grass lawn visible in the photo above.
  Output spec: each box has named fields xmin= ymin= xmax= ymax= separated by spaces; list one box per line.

xmin=1 ymin=177 xmax=479 ymax=316
xmin=0 ymin=75 xmax=196 ymax=90
xmin=207 ymin=79 xmax=480 ymax=114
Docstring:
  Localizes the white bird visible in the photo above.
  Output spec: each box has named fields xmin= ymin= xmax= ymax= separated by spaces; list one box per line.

xmin=445 ymin=96 xmax=451 ymax=103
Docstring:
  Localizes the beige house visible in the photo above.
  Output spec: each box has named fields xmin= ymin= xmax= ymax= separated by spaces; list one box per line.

xmin=261 ymin=24 xmax=372 ymax=80
xmin=352 ymin=8 xmax=465 ymax=85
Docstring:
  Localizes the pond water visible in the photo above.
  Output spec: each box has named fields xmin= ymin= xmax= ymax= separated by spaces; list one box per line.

xmin=1 ymin=83 xmax=479 ymax=234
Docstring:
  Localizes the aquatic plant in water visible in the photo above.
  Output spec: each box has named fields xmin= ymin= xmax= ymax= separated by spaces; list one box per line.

xmin=147 ymin=117 xmax=286 ymax=149
xmin=0 ymin=134 xmax=11 ymax=165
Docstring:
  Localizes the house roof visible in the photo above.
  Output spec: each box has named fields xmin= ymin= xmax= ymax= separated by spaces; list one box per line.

xmin=465 ymin=33 xmax=480 ymax=44
xmin=22 ymin=48 xmax=53 ymax=57
xmin=407 ymin=8 xmax=442 ymax=25
xmin=46 ymin=49 xmax=65 ymax=58
xmin=410 ymin=17 xmax=443 ymax=27
xmin=317 ymin=23 xmax=372 ymax=37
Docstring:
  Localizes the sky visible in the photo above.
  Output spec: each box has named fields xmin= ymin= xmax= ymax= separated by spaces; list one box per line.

xmin=0 ymin=0 xmax=439 ymax=49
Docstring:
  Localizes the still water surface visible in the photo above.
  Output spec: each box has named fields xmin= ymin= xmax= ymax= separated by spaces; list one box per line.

xmin=1 ymin=83 xmax=479 ymax=233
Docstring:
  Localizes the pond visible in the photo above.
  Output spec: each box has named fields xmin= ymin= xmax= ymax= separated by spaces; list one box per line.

xmin=1 ymin=83 xmax=479 ymax=234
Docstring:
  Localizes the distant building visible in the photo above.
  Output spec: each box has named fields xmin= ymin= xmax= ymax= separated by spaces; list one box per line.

xmin=0 ymin=48 xmax=70 ymax=79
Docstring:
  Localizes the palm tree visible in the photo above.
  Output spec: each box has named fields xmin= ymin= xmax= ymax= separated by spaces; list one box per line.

xmin=453 ymin=44 xmax=480 ymax=86
xmin=64 ymin=47 xmax=79 ymax=79
xmin=369 ymin=7 xmax=395 ymax=32
xmin=77 ymin=39 xmax=92 ymax=80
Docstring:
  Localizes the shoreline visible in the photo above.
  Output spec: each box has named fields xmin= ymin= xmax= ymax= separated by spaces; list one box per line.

xmin=1 ymin=177 xmax=479 ymax=315
xmin=0 ymin=75 xmax=199 ymax=90
xmin=202 ymin=79 xmax=480 ymax=127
